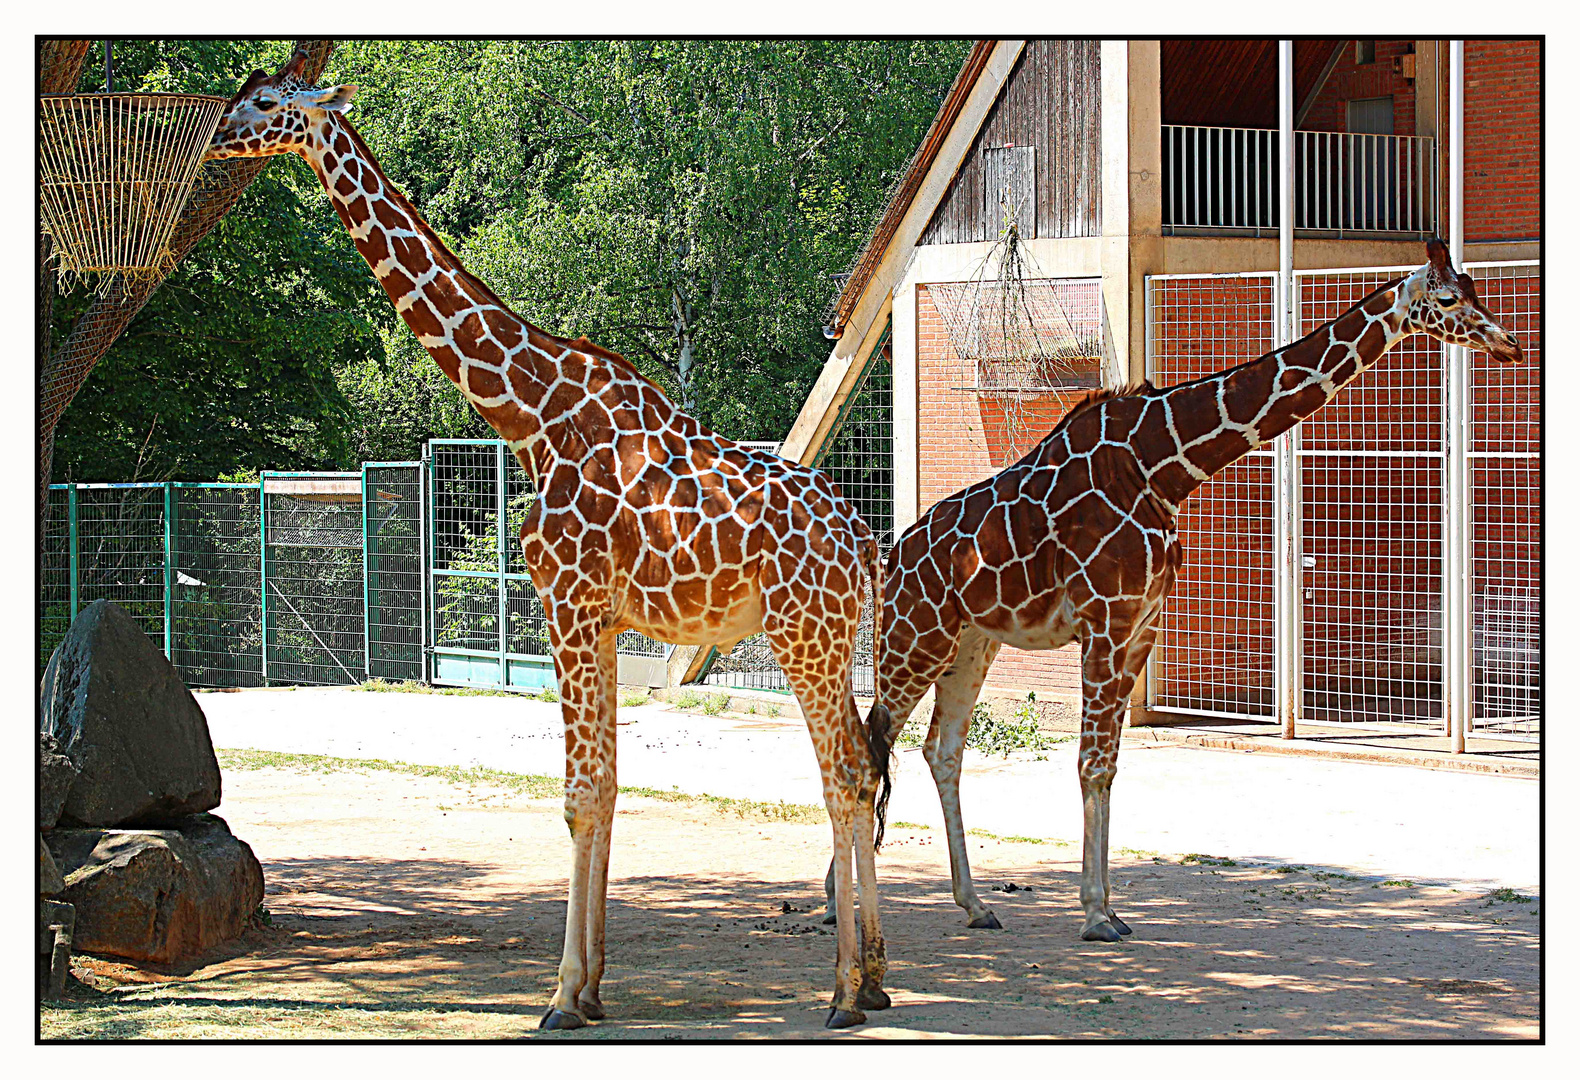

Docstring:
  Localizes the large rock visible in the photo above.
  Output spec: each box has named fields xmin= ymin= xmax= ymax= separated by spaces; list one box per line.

xmin=45 ymin=814 xmax=263 ymax=965
xmin=41 ymin=600 xmax=221 ymax=827
xmin=39 ymin=732 xmax=79 ymax=830
xmin=39 ymin=834 xmax=65 ymax=896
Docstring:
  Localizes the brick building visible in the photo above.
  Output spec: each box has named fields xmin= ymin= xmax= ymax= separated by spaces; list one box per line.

xmin=755 ymin=39 xmax=1541 ymax=729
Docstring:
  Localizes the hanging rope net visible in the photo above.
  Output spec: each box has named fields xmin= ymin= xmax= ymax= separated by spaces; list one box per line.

xmin=38 ymin=93 xmax=228 ymax=288
xmin=928 ymin=217 xmax=1105 ymax=465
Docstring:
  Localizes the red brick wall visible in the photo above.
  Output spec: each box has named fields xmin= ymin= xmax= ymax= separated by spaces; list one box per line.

xmin=915 ymin=284 xmax=1086 ymax=696
xmin=1466 ymin=40 xmax=1540 ymax=242
xmin=1300 ymin=39 xmax=1420 ymax=135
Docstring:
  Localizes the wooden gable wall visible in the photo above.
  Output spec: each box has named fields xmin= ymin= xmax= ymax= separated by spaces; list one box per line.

xmin=920 ymin=39 xmax=1102 ymax=245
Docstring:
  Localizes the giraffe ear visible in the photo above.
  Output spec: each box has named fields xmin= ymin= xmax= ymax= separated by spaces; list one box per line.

xmin=1425 ymin=238 xmax=1450 ymax=271
xmin=301 ymin=84 xmax=358 ymax=112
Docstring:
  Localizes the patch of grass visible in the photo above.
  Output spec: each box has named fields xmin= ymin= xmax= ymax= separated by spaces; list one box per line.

xmin=764 ymin=704 xmax=781 ymax=719
xmin=217 ymin=748 xmax=826 ymax=825
xmin=1273 ymin=865 xmax=1306 ymax=874
xmin=701 ymin=692 xmax=730 ymax=716
xmin=893 ymin=697 xmax=1073 ymax=755
xmin=1379 ymin=879 xmax=1415 ymax=888
xmin=217 ymin=748 xmax=563 ymax=799
xmin=1309 ymin=870 xmax=1365 ymax=883
xmin=1182 ymin=853 xmax=1238 ymax=867
xmin=968 ymin=827 xmax=1071 ymax=847
xmin=359 ymin=679 xmax=516 ymax=699
xmin=1485 ymin=888 xmax=1533 ymax=904
xmin=673 ymin=689 xmax=705 ymax=710
xmin=618 ymin=688 xmax=651 ymax=708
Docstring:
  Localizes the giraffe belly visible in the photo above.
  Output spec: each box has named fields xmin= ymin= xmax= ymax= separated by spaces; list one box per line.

xmin=976 ymin=596 xmax=1079 ymax=652
xmin=620 ymin=588 xmax=764 ymax=648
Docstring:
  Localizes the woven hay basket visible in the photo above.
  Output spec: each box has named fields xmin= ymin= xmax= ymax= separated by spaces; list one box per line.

xmin=38 ymin=93 xmax=229 ymax=285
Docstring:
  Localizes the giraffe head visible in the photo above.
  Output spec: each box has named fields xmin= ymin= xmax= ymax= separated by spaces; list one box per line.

xmin=205 ymin=49 xmax=357 ymax=161
xmin=1395 ymin=239 xmax=1522 ymax=363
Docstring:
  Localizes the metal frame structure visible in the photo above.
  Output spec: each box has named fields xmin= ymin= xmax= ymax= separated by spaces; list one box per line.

xmin=1143 ymin=259 xmax=1541 ymax=748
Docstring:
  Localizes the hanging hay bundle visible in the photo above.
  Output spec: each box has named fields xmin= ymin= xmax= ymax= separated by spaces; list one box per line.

xmin=928 ymin=221 xmax=1105 ymax=464
xmin=38 ymin=93 xmax=229 ymax=287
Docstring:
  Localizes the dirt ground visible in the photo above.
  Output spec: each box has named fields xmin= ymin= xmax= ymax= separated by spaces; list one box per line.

xmin=40 ymin=759 xmax=1540 ymax=1041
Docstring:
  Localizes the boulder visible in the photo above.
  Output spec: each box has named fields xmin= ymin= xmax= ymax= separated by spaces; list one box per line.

xmin=41 ymin=600 xmax=221 ymax=827
xmin=40 ymin=834 xmax=65 ymax=896
xmin=39 ymin=732 xmax=79 ymax=830
xmin=45 ymin=813 xmax=263 ymax=966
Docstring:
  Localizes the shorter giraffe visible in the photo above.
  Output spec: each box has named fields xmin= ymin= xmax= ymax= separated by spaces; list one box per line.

xmin=846 ymin=240 xmax=1519 ymax=939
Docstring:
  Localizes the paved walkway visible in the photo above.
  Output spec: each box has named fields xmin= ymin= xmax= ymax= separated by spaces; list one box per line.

xmin=198 ymin=686 xmax=1539 ymax=894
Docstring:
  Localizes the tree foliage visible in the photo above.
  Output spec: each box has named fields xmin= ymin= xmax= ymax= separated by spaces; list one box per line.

xmin=51 ymin=38 xmax=968 ymax=479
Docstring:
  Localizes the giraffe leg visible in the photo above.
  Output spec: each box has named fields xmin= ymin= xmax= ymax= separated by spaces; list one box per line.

xmin=820 ymin=683 xmax=929 ymax=925
xmin=764 ymin=619 xmax=874 ymax=1027
xmin=853 ymin=797 xmax=890 ymax=1011
xmin=576 ymin=632 xmax=620 ymax=1020
xmin=923 ymin=631 xmax=1002 ymax=929
xmin=1075 ymin=631 xmax=1144 ymax=944
xmin=540 ymin=608 xmax=616 ymax=1030
xmin=1097 ymin=626 xmax=1157 ymax=937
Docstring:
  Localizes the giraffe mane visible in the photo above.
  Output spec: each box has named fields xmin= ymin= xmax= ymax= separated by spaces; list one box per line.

xmin=1050 ymin=380 xmax=1157 ymax=434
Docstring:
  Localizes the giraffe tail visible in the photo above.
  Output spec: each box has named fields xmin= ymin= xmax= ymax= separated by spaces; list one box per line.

xmin=861 ymin=533 xmax=894 ymax=851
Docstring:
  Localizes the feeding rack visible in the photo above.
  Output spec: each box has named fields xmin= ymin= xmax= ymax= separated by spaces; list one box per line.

xmin=38 ymin=92 xmax=229 ymax=286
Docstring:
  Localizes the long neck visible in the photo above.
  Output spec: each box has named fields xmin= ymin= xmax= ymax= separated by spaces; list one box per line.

xmin=299 ymin=115 xmax=568 ymax=470
xmin=1136 ymin=280 xmax=1411 ymax=507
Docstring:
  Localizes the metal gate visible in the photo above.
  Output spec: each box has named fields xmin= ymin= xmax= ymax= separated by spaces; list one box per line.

xmin=261 ymin=472 xmax=366 ymax=686
xmin=364 ymin=462 xmax=424 ymax=682
xmin=1144 ymin=262 xmax=1541 ymax=743
xmin=424 ymin=439 xmax=668 ymax=693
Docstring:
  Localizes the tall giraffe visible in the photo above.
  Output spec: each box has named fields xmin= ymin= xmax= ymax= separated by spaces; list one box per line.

xmin=208 ymin=51 xmax=893 ymax=1029
xmin=849 ymin=241 xmax=1519 ymax=940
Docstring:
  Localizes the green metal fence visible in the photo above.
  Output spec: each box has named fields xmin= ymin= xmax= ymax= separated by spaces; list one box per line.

xmin=425 ymin=439 xmax=668 ymax=693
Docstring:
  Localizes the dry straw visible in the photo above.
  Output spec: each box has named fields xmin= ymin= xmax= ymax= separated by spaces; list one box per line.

xmin=38 ymin=93 xmax=228 ymax=290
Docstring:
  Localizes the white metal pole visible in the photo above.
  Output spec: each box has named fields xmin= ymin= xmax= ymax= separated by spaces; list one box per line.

xmin=1274 ymin=40 xmax=1301 ymax=739
xmin=1445 ymin=40 xmax=1470 ymax=753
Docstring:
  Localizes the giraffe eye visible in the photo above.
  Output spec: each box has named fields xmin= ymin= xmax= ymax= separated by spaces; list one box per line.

xmin=1435 ymin=295 xmax=1456 ymax=308
xmin=255 ymin=96 xmax=277 ymax=111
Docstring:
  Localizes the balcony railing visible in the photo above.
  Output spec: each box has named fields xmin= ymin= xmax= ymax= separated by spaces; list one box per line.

xmin=1162 ymin=125 xmax=1438 ymax=238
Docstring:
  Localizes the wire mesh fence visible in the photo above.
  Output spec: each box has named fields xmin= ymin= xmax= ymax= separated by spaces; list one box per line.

xmin=426 ymin=439 xmax=664 ymax=692
xmin=171 ymin=484 xmax=262 ymax=688
xmin=364 ymin=463 xmax=424 ymax=683
xmin=262 ymin=474 xmax=366 ymax=686
xmin=1145 ymin=274 xmax=1278 ymax=719
xmin=1144 ymin=262 xmax=1541 ymax=745
xmin=1468 ymin=262 xmax=1541 ymax=739
xmin=702 ymin=348 xmax=894 ymax=698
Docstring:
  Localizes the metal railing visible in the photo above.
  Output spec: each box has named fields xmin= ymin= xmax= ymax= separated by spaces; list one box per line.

xmin=1162 ymin=125 xmax=1437 ymax=238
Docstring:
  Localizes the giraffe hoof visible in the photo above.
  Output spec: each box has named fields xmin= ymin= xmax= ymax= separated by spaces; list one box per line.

xmin=856 ymin=983 xmax=892 ymax=1011
xmin=576 ymin=996 xmax=606 ymax=1020
xmin=1107 ymin=913 xmax=1133 ymax=936
xmin=539 ymin=1007 xmax=587 ymax=1030
xmin=825 ymin=1007 xmax=867 ymax=1029
xmin=968 ymin=910 xmax=1003 ymax=930
xmin=821 ymin=911 xmax=837 ymax=926
xmin=1081 ymin=921 xmax=1124 ymax=943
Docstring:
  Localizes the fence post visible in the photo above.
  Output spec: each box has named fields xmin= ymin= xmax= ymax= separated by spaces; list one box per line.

xmin=67 ymin=485 xmax=79 ymax=618
xmin=420 ymin=447 xmax=431 ymax=686
xmin=259 ymin=475 xmax=269 ymax=686
xmin=1444 ymin=40 xmax=1471 ymax=753
xmin=1273 ymin=40 xmax=1303 ymax=741
xmin=363 ymin=463 xmax=372 ymax=681
xmin=496 ymin=441 xmax=508 ymax=689
xmin=163 ymin=483 xmax=174 ymax=659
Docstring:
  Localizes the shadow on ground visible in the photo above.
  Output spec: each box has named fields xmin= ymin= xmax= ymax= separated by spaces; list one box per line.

xmin=41 ymin=784 xmax=1540 ymax=1040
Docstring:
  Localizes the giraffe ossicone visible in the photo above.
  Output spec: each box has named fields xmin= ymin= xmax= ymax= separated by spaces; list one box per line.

xmin=850 ymin=238 xmax=1519 ymax=940
xmin=207 ymin=49 xmax=894 ymax=1028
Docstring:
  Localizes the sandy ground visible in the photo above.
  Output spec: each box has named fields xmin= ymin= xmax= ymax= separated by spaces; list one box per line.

xmin=197 ymin=688 xmax=1540 ymax=892
xmin=41 ymin=761 xmax=1540 ymax=1041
